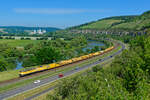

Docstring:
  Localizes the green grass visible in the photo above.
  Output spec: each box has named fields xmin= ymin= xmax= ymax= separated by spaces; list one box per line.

xmin=0 ymin=70 xmax=21 ymax=82
xmin=0 ymin=45 xmax=122 ymax=93
xmin=0 ymin=39 xmax=42 ymax=47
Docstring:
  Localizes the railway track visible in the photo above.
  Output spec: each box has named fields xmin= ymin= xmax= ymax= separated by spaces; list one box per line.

xmin=0 ymin=43 xmax=119 ymax=86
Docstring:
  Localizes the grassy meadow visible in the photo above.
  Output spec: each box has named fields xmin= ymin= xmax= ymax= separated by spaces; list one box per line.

xmin=0 ymin=39 xmax=42 ymax=47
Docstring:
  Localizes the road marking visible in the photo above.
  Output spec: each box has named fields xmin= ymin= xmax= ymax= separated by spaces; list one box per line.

xmin=4 ymin=62 xmax=100 ymax=100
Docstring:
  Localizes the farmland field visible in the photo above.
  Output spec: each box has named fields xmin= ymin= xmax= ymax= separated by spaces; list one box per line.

xmin=0 ymin=39 xmax=43 ymax=47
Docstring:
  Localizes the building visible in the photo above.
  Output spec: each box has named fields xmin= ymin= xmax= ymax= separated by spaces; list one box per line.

xmin=33 ymin=30 xmax=36 ymax=34
xmin=30 ymin=29 xmax=47 ymax=35
xmin=37 ymin=29 xmax=43 ymax=34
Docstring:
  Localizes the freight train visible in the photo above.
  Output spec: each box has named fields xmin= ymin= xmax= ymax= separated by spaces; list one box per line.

xmin=19 ymin=46 xmax=115 ymax=77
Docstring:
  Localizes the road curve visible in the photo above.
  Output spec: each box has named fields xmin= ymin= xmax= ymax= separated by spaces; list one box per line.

xmin=0 ymin=42 xmax=125 ymax=100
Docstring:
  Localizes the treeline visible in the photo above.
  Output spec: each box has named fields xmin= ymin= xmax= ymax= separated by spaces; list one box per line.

xmin=46 ymin=31 xmax=83 ymax=40
xmin=0 ymin=36 xmax=51 ymax=40
xmin=84 ymin=33 xmax=136 ymax=44
xmin=47 ymin=35 xmax=150 ymax=99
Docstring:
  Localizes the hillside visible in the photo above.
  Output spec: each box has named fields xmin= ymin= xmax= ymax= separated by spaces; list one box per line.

xmin=0 ymin=26 xmax=61 ymax=34
xmin=72 ymin=10 xmax=150 ymax=33
xmin=47 ymin=35 xmax=150 ymax=100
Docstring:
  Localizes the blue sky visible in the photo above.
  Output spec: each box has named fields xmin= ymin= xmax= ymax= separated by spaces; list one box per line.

xmin=0 ymin=0 xmax=150 ymax=28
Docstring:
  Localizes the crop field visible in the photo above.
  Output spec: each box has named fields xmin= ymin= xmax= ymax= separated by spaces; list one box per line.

xmin=0 ymin=39 xmax=43 ymax=47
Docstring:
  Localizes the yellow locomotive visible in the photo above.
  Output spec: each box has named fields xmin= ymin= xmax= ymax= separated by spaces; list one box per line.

xmin=19 ymin=46 xmax=115 ymax=77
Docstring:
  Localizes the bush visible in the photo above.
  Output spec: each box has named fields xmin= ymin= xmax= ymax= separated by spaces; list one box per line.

xmin=92 ymin=65 xmax=100 ymax=72
xmin=22 ymin=55 xmax=37 ymax=67
xmin=21 ymin=37 xmax=25 ymax=40
xmin=0 ymin=37 xmax=3 ymax=39
xmin=0 ymin=59 xmax=8 ymax=71
xmin=25 ymin=38 xmax=31 ymax=40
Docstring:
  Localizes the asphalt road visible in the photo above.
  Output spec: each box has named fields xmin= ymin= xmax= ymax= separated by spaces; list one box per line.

xmin=0 ymin=42 xmax=125 ymax=100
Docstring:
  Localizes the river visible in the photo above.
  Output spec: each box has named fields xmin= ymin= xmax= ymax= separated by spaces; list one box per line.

xmin=83 ymin=41 xmax=105 ymax=51
xmin=15 ymin=41 xmax=105 ymax=70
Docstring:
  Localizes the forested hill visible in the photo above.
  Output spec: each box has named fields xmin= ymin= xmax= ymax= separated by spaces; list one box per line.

xmin=0 ymin=26 xmax=61 ymax=34
xmin=69 ymin=10 xmax=150 ymax=34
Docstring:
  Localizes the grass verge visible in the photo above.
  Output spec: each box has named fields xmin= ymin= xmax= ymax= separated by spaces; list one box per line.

xmin=0 ymin=39 xmax=42 ymax=47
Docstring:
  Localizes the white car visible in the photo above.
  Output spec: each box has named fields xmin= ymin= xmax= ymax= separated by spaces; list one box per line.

xmin=34 ymin=80 xmax=41 ymax=84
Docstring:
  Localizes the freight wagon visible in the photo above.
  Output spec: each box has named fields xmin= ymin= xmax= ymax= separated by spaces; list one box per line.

xmin=19 ymin=46 xmax=115 ymax=77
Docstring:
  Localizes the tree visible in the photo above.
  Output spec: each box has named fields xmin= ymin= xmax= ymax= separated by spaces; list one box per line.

xmin=93 ymin=46 xmax=99 ymax=52
xmin=24 ymin=43 xmax=34 ymax=50
xmin=0 ymin=59 xmax=8 ymax=71
xmin=143 ymin=36 xmax=150 ymax=73
xmin=91 ymin=46 xmax=100 ymax=53
xmin=34 ymin=46 xmax=62 ymax=64
xmin=92 ymin=65 xmax=100 ymax=72
xmin=113 ymin=50 xmax=145 ymax=92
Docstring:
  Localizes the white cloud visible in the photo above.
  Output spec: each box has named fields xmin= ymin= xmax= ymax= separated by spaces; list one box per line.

xmin=14 ymin=8 xmax=111 ymax=14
